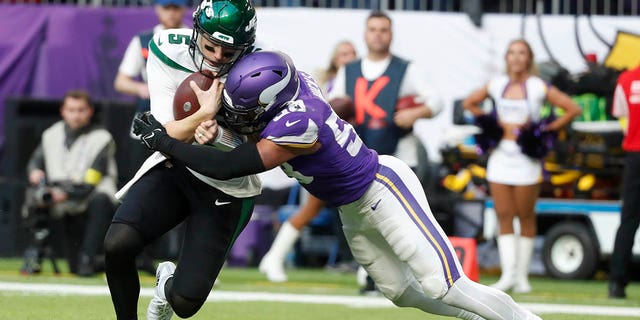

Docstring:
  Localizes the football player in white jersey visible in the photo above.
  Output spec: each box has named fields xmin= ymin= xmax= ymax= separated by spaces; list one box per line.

xmin=103 ymin=1 xmax=261 ymax=319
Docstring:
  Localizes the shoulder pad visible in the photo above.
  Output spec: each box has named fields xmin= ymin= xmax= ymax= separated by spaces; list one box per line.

xmin=262 ymin=100 xmax=319 ymax=147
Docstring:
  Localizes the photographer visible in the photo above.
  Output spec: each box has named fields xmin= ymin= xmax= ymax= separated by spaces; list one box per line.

xmin=26 ymin=89 xmax=117 ymax=277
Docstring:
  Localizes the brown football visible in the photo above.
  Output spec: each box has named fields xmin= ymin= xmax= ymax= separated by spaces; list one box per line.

xmin=328 ymin=97 xmax=355 ymax=122
xmin=395 ymin=95 xmax=424 ymax=111
xmin=173 ymin=71 xmax=214 ymax=120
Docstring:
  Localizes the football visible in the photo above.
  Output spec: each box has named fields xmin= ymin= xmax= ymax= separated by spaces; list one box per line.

xmin=328 ymin=97 xmax=355 ymax=122
xmin=173 ymin=71 xmax=214 ymax=120
xmin=395 ymin=95 xmax=424 ymax=111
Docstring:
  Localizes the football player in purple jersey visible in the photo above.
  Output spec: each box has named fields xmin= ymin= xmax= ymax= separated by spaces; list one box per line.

xmin=133 ymin=50 xmax=541 ymax=320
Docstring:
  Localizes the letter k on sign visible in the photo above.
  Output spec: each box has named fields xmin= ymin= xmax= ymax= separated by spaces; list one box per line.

xmin=354 ymin=77 xmax=389 ymax=125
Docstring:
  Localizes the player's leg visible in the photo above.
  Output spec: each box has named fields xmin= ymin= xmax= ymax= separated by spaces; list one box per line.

xmin=512 ymin=184 xmax=540 ymax=293
xmin=259 ymin=193 xmax=325 ymax=282
xmin=374 ymin=155 xmax=540 ymax=320
xmin=161 ymin=183 xmax=255 ymax=318
xmin=340 ymin=226 xmax=481 ymax=320
xmin=443 ymin=277 xmax=540 ymax=320
xmin=104 ymin=166 xmax=188 ymax=320
xmin=489 ymin=182 xmax=518 ymax=291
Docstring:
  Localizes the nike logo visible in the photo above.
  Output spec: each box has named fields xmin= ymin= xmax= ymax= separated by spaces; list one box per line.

xmin=285 ymin=119 xmax=301 ymax=127
xmin=371 ymin=199 xmax=381 ymax=210
xmin=157 ymin=37 xmax=163 ymax=46
xmin=215 ymin=199 xmax=231 ymax=206
xmin=146 ymin=131 xmax=155 ymax=139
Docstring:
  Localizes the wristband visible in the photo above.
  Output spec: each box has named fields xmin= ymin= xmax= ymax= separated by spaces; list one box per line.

xmin=209 ymin=126 xmax=246 ymax=151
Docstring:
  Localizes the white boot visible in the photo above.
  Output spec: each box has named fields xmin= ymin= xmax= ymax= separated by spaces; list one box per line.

xmin=147 ymin=261 xmax=175 ymax=320
xmin=491 ymin=234 xmax=516 ymax=292
xmin=259 ymin=221 xmax=300 ymax=282
xmin=513 ymin=236 xmax=534 ymax=293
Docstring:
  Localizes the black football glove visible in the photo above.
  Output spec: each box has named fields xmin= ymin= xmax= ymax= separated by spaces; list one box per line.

xmin=133 ymin=112 xmax=167 ymax=150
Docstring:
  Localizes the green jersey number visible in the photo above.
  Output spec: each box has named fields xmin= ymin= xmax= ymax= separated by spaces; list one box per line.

xmin=168 ymin=34 xmax=190 ymax=45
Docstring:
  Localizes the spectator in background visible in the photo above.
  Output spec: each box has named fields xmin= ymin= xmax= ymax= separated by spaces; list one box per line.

xmin=27 ymin=89 xmax=117 ymax=277
xmin=463 ymin=39 xmax=581 ymax=293
xmin=316 ymin=40 xmax=357 ymax=95
xmin=114 ymin=0 xmax=187 ymax=173
xmin=328 ymin=10 xmax=441 ymax=180
xmin=258 ymin=40 xmax=357 ymax=283
xmin=609 ymin=62 xmax=640 ymax=299
xmin=327 ymin=10 xmax=443 ymax=293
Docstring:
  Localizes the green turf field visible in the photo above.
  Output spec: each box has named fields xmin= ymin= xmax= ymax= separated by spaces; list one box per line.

xmin=0 ymin=258 xmax=638 ymax=319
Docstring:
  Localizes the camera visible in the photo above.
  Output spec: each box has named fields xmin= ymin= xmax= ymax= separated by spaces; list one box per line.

xmin=32 ymin=180 xmax=54 ymax=207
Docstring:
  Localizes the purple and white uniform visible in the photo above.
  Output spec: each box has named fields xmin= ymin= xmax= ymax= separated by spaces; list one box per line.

xmin=261 ymin=72 xmax=467 ymax=304
xmin=260 ymin=71 xmax=378 ymax=207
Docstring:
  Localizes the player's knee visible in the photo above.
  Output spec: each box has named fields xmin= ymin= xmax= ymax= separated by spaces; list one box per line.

xmin=168 ymin=291 xmax=205 ymax=318
xmin=420 ymin=276 xmax=448 ymax=299
xmin=103 ymin=223 xmax=144 ymax=260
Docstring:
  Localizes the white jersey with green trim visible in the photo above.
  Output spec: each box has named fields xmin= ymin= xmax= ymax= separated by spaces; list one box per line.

xmin=142 ymin=28 xmax=261 ymax=198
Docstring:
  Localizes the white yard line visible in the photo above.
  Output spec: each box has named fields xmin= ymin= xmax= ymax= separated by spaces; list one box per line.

xmin=1 ymin=281 xmax=639 ymax=317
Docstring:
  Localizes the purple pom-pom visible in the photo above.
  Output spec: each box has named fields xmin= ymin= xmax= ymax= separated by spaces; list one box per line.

xmin=473 ymin=114 xmax=503 ymax=154
xmin=517 ymin=119 xmax=558 ymax=159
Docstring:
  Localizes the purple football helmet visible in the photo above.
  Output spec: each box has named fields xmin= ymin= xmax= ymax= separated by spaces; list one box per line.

xmin=222 ymin=50 xmax=300 ymax=134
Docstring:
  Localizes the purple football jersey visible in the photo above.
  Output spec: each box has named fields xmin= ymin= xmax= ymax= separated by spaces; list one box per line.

xmin=260 ymin=72 xmax=379 ymax=206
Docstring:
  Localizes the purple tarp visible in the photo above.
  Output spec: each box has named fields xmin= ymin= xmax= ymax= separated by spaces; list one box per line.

xmin=0 ymin=4 xmax=193 ymax=150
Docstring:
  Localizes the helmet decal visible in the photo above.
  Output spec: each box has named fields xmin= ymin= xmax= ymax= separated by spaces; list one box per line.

xmin=221 ymin=51 xmax=300 ymax=134
xmin=259 ymin=64 xmax=292 ymax=107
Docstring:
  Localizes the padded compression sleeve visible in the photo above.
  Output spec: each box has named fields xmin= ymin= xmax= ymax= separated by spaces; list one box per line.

xmin=155 ymin=134 xmax=266 ymax=180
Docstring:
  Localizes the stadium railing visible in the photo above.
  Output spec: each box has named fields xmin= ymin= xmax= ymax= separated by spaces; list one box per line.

xmin=0 ymin=0 xmax=638 ymax=16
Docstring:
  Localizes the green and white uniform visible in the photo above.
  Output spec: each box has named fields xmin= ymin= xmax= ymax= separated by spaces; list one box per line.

xmin=116 ymin=28 xmax=261 ymax=199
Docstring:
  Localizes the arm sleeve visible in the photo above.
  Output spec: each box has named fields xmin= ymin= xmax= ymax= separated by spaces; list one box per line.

xmin=612 ymin=83 xmax=628 ymax=118
xmin=400 ymin=63 xmax=443 ymax=116
xmin=26 ymin=144 xmax=45 ymax=173
xmin=118 ymin=37 xmax=144 ymax=77
xmin=156 ymin=134 xmax=266 ymax=180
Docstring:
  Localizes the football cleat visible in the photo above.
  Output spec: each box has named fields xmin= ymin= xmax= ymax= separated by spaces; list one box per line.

xmin=147 ymin=261 xmax=176 ymax=320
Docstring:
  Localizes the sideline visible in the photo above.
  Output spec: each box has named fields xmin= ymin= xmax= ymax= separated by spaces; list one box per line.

xmin=1 ymin=281 xmax=639 ymax=317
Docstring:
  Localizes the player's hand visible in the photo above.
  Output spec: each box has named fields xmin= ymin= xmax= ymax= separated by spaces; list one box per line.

xmin=190 ymin=77 xmax=224 ymax=117
xmin=133 ymin=112 xmax=167 ymax=150
xmin=195 ymin=119 xmax=219 ymax=145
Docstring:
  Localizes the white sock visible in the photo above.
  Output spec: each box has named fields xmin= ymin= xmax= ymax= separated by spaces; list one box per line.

xmin=392 ymin=283 xmax=483 ymax=320
xmin=262 ymin=221 xmax=300 ymax=265
xmin=443 ymin=277 xmax=539 ymax=320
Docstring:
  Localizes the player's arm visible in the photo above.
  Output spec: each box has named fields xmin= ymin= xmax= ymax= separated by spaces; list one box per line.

xmin=133 ymin=113 xmax=318 ymax=179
